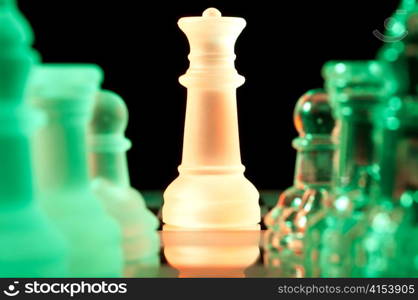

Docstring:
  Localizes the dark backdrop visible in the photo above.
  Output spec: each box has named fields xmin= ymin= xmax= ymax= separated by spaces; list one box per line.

xmin=19 ymin=0 xmax=400 ymax=191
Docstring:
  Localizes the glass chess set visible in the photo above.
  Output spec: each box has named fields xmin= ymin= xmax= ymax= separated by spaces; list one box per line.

xmin=0 ymin=0 xmax=417 ymax=278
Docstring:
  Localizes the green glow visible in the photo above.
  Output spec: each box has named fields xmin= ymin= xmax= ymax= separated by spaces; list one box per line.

xmin=302 ymin=101 xmax=312 ymax=112
xmin=334 ymin=196 xmax=350 ymax=212
xmin=335 ymin=63 xmax=346 ymax=74
xmin=29 ymin=64 xmax=123 ymax=277
xmin=400 ymin=192 xmax=414 ymax=207
xmin=0 ymin=0 xmax=68 ymax=277
xmin=88 ymin=90 xmax=160 ymax=275
xmin=318 ymin=60 xmax=399 ymax=277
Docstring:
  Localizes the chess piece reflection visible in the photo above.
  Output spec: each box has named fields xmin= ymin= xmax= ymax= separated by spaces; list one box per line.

xmin=163 ymin=8 xmax=260 ymax=229
xmin=263 ymin=90 xmax=335 ymax=277
xmin=88 ymin=90 xmax=160 ymax=277
xmin=30 ymin=64 xmax=123 ymax=277
xmin=0 ymin=0 xmax=68 ymax=277
xmin=163 ymin=230 xmax=260 ymax=277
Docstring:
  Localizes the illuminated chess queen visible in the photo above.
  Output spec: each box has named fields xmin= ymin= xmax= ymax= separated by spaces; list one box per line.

xmin=163 ymin=8 xmax=260 ymax=229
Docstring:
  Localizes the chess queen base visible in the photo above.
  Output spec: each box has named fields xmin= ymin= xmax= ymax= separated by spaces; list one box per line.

xmin=163 ymin=172 xmax=260 ymax=230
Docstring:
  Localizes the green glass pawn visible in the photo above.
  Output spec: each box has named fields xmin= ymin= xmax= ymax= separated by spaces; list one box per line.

xmin=88 ymin=90 xmax=160 ymax=277
xmin=29 ymin=64 xmax=123 ymax=277
xmin=264 ymin=89 xmax=335 ymax=239
xmin=0 ymin=0 xmax=68 ymax=277
xmin=263 ymin=90 xmax=335 ymax=276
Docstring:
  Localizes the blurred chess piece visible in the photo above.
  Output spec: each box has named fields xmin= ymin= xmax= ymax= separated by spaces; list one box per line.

xmin=0 ymin=0 xmax=68 ymax=277
xmin=29 ymin=64 xmax=123 ymax=277
xmin=377 ymin=0 xmax=418 ymax=95
xmin=263 ymin=89 xmax=335 ymax=277
xmin=163 ymin=8 xmax=260 ymax=230
xmin=162 ymin=230 xmax=260 ymax=277
xmin=88 ymin=90 xmax=160 ymax=277
xmin=319 ymin=61 xmax=397 ymax=277
xmin=262 ymin=230 xmax=304 ymax=278
xmin=375 ymin=1 xmax=418 ymax=277
xmin=364 ymin=96 xmax=418 ymax=277
xmin=264 ymin=90 xmax=335 ymax=237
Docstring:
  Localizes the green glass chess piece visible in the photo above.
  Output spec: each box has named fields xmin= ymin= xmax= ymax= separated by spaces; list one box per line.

xmin=264 ymin=90 xmax=335 ymax=237
xmin=88 ymin=90 xmax=160 ymax=277
xmin=320 ymin=60 xmax=397 ymax=277
xmin=29 ymin=64 xmax=123 ymax=277
xmin=371 ymin=0 xmax=418 ymax=277
xmin=263 ymin=89 xmax=335 ymax=277
xmin=363 ymin=96 xmax=418 ymax=277
xmin=0 ymin=0 xmax=68 ymax=277
xmin=377 ymin=0 xmax=418 ymax=95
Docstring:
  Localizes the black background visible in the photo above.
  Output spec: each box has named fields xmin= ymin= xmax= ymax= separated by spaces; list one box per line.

xmin=19 ymin=0 xmax=399 ymax=191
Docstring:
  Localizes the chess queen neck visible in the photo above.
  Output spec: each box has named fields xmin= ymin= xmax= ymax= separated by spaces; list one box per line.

xmin=178 ymin=9 xmax=245 ymax=174
xmin=180 ymin=87 xmax=243 ymax=173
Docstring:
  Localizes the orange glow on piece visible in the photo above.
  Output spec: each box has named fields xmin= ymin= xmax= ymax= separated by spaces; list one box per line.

xmin=162 ymin=229 xmax=260 ymax=277
xmin=162 ymin=8 xmax=260 ymax=229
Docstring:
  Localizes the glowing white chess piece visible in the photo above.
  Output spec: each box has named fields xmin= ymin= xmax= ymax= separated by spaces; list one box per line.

xmin=163 ymin=8 xmax=260 ymax=230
